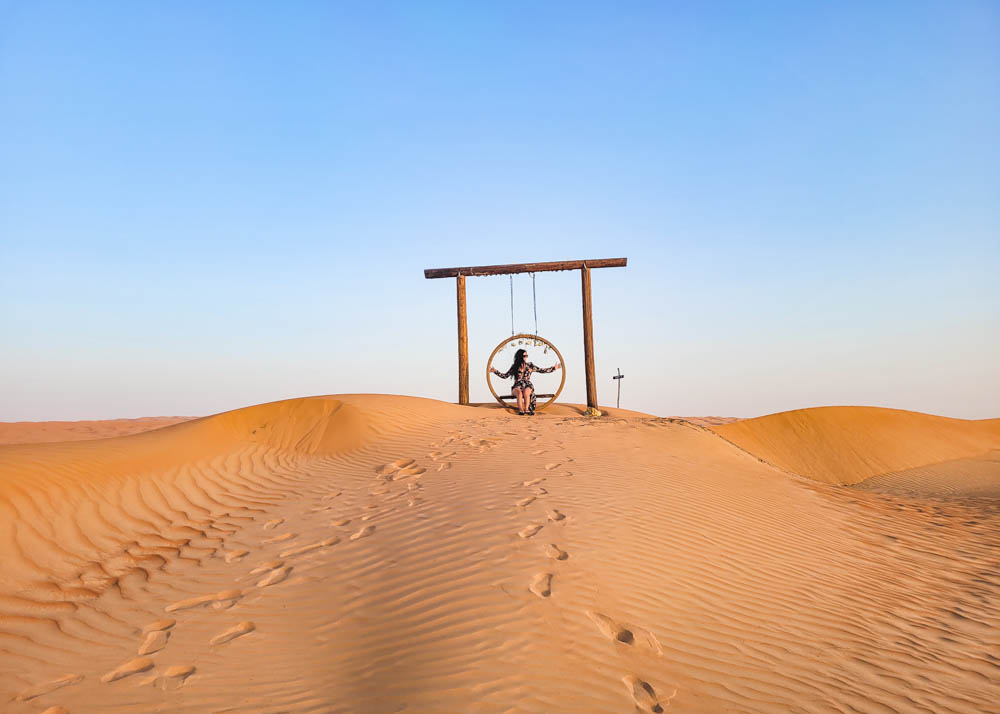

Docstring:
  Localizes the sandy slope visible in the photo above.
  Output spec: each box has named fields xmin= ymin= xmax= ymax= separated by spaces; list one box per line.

xmin=0 ymin=417 xmax=194 ymax=445
xmin=855 ymin=451 xmax=1000 ymax=499
xmin=712 ymin=406 xmax=1000 ymax=486
xmin=1 ymin=396 xmax=998 ymax=713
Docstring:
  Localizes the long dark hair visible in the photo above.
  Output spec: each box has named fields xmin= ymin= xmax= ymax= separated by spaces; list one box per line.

xmin=508 ymin=348 xmax=528 ymax=376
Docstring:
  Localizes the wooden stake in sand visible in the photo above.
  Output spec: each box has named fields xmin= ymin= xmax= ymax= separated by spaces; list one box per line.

xmin=613 ymin=368 xmax=624 ymax=409
xmin=424 ymin=257 xmax=627 ymax=413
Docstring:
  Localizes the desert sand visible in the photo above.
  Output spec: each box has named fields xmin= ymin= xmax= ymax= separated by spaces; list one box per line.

xmin=713 ymin=406 xmax=1000 ymax=494
xmin=0 ymin=417 xmax=193 ymax=445
xmin=1 ymin=395 xmax=998 ymax=713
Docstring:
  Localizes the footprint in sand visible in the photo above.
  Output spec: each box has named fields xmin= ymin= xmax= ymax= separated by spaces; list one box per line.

xmin=518 ymin=524 xmax=543 ymax=538
xmin=322 ymin=491 xmax=343 ymax=501
xmin=153 ymin=665 xmax=197 ymax=691
xmin=250 ymin=559 xmax=284 ymax=575
xmin=375 ymin=458 xmax=416 ymax=477
xmin=41 ymin=706 xmax=70 ymax=714
xmin=262 ymin=518 xmax=285 ymax=530
xmin=138 ymin=629 xmax=170 ymax=655
xmin=523 ymin=477 xmax=545 ymax=487
xmin=15 ymin=674 xmax=84 ymax=702
xmin=633 ymin=625 xmax=665 ymax=655
xmin=531 ymin=449 xmax=547 ymax=455
xmin=225 ymin=549 xmax=249 ymax=563
xmin=210 ymin=621 xmax=256 ymax=645
xmin=280 ymin=537 xmax=340 ymax=558
xmin=622 ymin=675 xmax=669 ymax=713
xmin=350 ymin=525 xmax=376 ymax=540
xmin=101 ymin=656 xmax=155 ymax=683
xmin=544 ymin=463 xmax=562 ymax=471
xmin=370 ymin=486 xmax=390 ymax=496
xmin=264 ymin=532 xmax=296 ymax=544
xmin=529 ymin=572 xmax=553 ymax=598
xmin=437 ymin=461 xmax=452 ymax=471
xmin=547 ymin=509 xmax=566 ymax=521
xmin=545 ymin=544 xmax=568 ymax=560
xmin=331 ymin=518 xmax=351 ymax=526
xmin=256 ymin=566 xmax=292 ymax=588
xmin=517 ymin=496 xmax=537 ymax=508
xmin=143 ymin=618 xmax=176 ymax=633
xmin=392 ymin=465 xmax=426 ymax=480
xmin=587 ymin=612 xmax=665 ymax=655
xmin=166 ymin=589 xmax=244 ymax=612
xmin=533 ymin=486 xmax=549 ymax=495
xmin=587 ymin=611 xmax=635 ymax=644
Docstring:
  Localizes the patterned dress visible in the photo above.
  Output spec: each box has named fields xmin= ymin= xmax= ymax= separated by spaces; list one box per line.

xmin=493 ymin=361 xmax=557 ymax=413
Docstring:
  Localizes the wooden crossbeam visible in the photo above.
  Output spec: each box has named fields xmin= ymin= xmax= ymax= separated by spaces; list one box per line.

xmin=424 ymin=257 xmax=626 ymax=279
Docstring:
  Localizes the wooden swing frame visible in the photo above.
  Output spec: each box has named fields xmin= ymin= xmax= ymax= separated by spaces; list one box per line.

xmin=423 ymin=257 xmax=627 ymax=414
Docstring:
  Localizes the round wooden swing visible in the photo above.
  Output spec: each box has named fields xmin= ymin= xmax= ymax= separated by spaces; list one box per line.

xmin=485 ymin=273 xmax=565 ymax=412
xmin=486 ymin=333 xmax=566 ymax=412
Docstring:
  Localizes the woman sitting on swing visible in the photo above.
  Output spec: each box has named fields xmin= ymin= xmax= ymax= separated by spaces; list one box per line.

xmin=490 ymin=348 xmax=561 ymax=416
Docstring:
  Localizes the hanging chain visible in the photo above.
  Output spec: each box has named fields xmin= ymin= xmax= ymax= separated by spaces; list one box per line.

xmin=509 ymin=274 xmax=515 ymax=336
xmin=532 ymin=272 xmax=538 ymax=337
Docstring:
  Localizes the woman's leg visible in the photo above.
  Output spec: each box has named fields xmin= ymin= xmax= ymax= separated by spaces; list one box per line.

xmin=524 ymin=387 xmax=534 ymax=413
xmin=512 ymin=387 xmax=524 ymax=413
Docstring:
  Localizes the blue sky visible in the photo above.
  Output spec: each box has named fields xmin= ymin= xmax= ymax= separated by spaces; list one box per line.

xmin=2 ymin=1 xmax=998 ymax=420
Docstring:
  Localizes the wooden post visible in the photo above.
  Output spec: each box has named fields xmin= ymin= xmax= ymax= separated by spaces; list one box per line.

xmin=581 ymin=266 xmax=598 ymax=414
xmin=456 ymin=274 xmax=469 ymax=405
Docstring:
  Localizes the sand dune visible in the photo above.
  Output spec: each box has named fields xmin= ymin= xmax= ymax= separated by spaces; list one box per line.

xmin=855 ymin=451 xmax=1000 ymax=499
xmin=712 ymin=405 xmax=1000 ymax=486
xmin=1 ymin=396 xmax=998 ymax=712
xmin=0 ymin=417 xmax=193 ymax=445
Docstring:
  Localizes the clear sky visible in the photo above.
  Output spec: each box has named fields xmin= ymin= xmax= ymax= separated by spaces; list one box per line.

xmin=2 ymin=1 xmax=998 ymax=421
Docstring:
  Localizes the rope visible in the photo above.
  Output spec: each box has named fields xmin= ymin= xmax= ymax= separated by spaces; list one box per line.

xmin=509 ymin=274 xmax=514 ymax=336
xmin=532 ymin=272 xmax=538 ymax=336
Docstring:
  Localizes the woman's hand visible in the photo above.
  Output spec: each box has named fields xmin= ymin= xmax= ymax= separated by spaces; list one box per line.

xmin=555 ymin=361 xmax=562 ymax=370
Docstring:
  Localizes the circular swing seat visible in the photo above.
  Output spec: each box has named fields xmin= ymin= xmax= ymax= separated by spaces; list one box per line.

xmin=486 ymin=333 xmax=566 ymax=412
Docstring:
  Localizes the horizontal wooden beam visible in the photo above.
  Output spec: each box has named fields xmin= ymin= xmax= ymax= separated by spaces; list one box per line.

xmin=424 ymin=257 xmax=626 ymax=279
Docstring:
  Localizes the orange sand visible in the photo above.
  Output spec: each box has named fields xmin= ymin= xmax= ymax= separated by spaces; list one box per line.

xmin=1 ymin=396 xmax=997 ymax=712
xmin=713 ymin=406 xmax=1000 ymax=487
xmin=0 ymin=416 xmax=193 ymax=445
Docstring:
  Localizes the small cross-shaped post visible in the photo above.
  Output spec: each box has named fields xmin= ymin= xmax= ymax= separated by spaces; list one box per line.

xmin=613 ymin=367 xmax=624 ymax=409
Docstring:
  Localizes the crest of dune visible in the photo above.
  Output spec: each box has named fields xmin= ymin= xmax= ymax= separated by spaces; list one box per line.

xmin=0 ymin=417 xmax=193 ymax=445
xmin=712 ymin=406 xmax=1000 ymax=485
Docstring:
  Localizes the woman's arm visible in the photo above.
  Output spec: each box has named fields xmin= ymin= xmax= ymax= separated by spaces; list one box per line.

xmin=492 ymin=366 xmax=512 ymax=379
xmin=529 ymin=361 xmax=559 ymax=374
